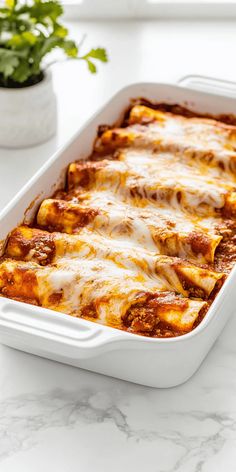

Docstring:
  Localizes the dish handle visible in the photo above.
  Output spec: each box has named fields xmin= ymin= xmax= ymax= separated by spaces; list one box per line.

xmin=178 ymin=74 xmax=236 ymax=97
xmin=0 ymin=299 xmax=128 ymax=359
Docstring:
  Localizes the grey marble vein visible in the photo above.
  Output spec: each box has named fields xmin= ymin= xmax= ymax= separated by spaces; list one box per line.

xmin=0 ymin=387 xmax=236 ymax=471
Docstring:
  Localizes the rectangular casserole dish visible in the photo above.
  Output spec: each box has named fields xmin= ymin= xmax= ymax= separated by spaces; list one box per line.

xmin=0 ymin=75 xmax=236 ymax=388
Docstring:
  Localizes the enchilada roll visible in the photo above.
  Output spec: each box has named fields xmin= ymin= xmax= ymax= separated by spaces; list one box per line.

xmin=58 ymin=193 xmax=222 ymax=265
xmin=67 ymin=159 xmax=129 ymax=193
xmin=37 ymin=199 xmax=99 ymax=233
xmin=0 ymin=259 xmax=206 ymax=336
xmin=122 ymin=292 xmax=206 ymax=335
xmin=68 ymin=155 xmax=221 ymax=192
xmin=153 ymin=257 xmax=224 ymax=299
xmin=35 ymin=191 xmax=222 ymax=262
xmin=5 ymin=227 xmax=224 ymax=299
xmin=94 ymin=127 xmax=144 ymax=154
xmin=67 ymin=157 xmax=236 ymax=217
xmin=128 ymin=105 xmax=236 ymax=167
xmin=96 ymin=106 xmax=236 ymax=174
xmin=127 ymin=180 xmax=231 ymax=216
xmin=151 ymin=228 xmax=221 ymax=264
xmin=6 ymin=226 xmax=56 ymax=265
xmin=128 ymin=105 xmax=167 ymax=125
xmin=0 ymin=260 xmax=39 ymax=304
xmin=67 ymin=160 xmax=107 ymax=189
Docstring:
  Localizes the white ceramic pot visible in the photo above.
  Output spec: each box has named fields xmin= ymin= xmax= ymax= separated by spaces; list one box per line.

xmin=0 ymin=70 xmax=57 ymax=148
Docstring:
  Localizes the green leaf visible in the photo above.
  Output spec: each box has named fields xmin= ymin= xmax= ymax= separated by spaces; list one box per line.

xmin=22 ymin=31 xmax=37 ymax=45
xmin=39 ymin=35 xmax=61 ymax=58
xmin=7 ymin=34 xmax=23 ymax=48
xmin=29 ymin=1 xmax=63 ymax=22
xmin=0 ymin=48 xmax=19 ymax=77
xmin=54 ymin=23 xmax=68 ymax=38
xmin=0 ymin=8 xmax=11 ymax=15
xmin=12 ymin=58 xmax=31 ymax=82
xmin=7 ymin=32 xmax=36 ymax=51
xmin=86 ymin=59 xmax=96 ymax=74
xmin=80 ymin=47 xmax=108 ymax=74
xmin=0 ymin=0 xmax=108 ymax=85
xmin=62 ymin=39 xmax=78 ymax=57
xmin=84 ymin=47 xmax=108 ymax=63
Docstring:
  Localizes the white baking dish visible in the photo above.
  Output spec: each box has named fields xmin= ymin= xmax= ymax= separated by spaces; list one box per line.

xmin=0 ymin=75 xmax=236 ymax=388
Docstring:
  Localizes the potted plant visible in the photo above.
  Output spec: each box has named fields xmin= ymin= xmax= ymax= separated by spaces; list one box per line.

xmin=0 ymin=0 xmax=108 ymax=148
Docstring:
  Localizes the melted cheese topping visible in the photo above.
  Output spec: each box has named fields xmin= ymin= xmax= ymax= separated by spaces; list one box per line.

xmin=2 ymin=103 xmax=236 ymax=338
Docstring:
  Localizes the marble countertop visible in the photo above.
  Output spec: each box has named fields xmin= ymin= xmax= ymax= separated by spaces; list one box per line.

xmin=0 ymin=20 xmax=236 ymax=472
